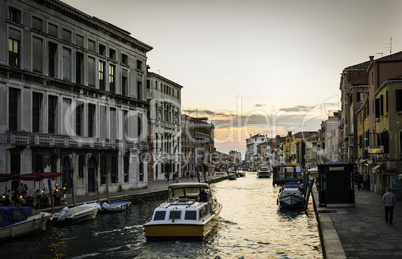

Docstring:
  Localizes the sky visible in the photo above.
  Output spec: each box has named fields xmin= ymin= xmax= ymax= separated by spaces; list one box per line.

xmin=63 ymin=0 xmax=402 ymax=156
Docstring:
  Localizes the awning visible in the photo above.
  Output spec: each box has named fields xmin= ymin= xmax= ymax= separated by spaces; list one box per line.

xmin=372 ymin=164 xmax=382 ymax=173
xmin=203 ymin=163 xmax=213 ymax=168
xmin=0 ymin=172 xmax=61 ymax=181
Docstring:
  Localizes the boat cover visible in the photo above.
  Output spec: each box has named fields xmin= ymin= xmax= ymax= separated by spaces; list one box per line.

xmin=0 ymin=206 xmax=34 ymax=227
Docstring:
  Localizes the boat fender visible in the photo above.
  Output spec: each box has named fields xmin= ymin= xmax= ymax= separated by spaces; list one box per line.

xmin=58 ymin=207 xmax=69 ymax=221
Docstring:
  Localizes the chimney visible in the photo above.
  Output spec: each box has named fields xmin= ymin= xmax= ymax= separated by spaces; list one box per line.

xmin=369 ymin=56 xmax=374 ymax=61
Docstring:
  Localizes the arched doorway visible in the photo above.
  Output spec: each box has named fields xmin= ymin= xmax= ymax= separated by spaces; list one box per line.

xmin=62 ymin=157 xmax=72 ymax=191
xmin=88 ymin=157 xmax=97 ymax=193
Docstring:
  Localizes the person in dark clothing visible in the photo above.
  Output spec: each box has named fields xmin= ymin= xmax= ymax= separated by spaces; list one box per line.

xmin=382 ymin=188 xmax=396 ymax=224
xmin=198 ymin=190 xmax=208 ymax=202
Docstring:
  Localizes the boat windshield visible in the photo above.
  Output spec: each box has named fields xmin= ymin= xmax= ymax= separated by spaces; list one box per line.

xmin=169 ymin=187 xmax=209 ymax=202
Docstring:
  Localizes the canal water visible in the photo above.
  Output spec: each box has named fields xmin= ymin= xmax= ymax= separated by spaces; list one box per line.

xmin=1 ymin=172 xmax=322 ymax=258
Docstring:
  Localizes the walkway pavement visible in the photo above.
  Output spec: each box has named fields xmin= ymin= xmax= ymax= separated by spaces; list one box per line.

xmin=314 ymin=188 xmax=402 ymax=259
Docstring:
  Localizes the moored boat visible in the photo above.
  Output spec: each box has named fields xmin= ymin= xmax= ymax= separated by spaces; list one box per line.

xmin=277 ymin=182 xmax=305 ymax=209
xmin=0 ymin=206 xmax=52 ymax=242
xmin=100 ymin=201 xmax=132 ymax=213
xmin=52 ymin=203 xmax=99 ymax=225
xmin=144 ymin=182 xmax=222 ymax=241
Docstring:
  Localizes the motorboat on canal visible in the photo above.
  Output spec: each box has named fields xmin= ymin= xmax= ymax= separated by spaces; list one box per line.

xmin=0 ymin=206 xmax=52 ymax=242
xmin=277 ymin=182 xmax=305 ymax=209
xmin=100 ymin=201 xmax=132 ymax=213
xmin=52 ymin=203 xmax=100 ymax=225
xmin=257 ymin=164 xmax=271 ymax=178
xmin=144 ymin=182 xmax=223 ymax=240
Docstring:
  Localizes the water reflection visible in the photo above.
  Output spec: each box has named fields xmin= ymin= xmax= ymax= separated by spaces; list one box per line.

xmin=0 ymin=173 xmax=322 ymax=258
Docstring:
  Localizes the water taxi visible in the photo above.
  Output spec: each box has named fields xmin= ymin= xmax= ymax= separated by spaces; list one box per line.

xmin=277 ymin=182 xmax=305 ymax=209
xmin=257 ymin=164 xmax=271 ymax=178
xmin=144 ymin=182 xmax=222 ymax=240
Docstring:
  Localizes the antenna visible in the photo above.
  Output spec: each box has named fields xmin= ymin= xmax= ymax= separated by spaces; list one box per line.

xmin=385 ymin=36 xmax=392 ymax=54
xmin=376 ymin=52 xmax=383 ymax=58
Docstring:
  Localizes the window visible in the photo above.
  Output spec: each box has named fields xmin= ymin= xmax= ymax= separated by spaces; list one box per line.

xmin=32 ymin=17 xmax=43 ymax=31
xmin=48 ymin=42 xmax=58 ymax=77
xmin=9 ymin=88 xmax=20 ymax=131
xmin=168 ymin=210 xmax=181 ymax=220
xmin=34 ymin=154 xmax=43 ymax=172
xmin=380 ymin=95 xmax=384 ymax=116
xmin=62 ymin=98 xmax=71 ymax=135
xmin=110 ymin=108 xmax=116 ymax=139
xmin=99 ymin=44 xmax=106 ymax=56
xmin=76 ymin=52 xmax=84 ymax=84
xmin=121 ymin=54 xmax=128 ymax=65
xmin=62 ymin=47 xmax=71 ymax=81
xmin=88 ymin=40 xmax=95 ymax=52
xmin=375 ymin=98 xmax=380 ymax=118
xmin=138 ymin=115 xmax=142 ymax=139
xmin=100 ymin=156 xmax=107 ymax=185
xmin=99 ymin=61 xmax=105 ymax=90
xmin=88 ymin=57 xmax=95 ymax=86
xmin=146 ymin=80 xmax=150 ymax=89
xmin=76 ymin=34 xmax=84 ymax=47
xmin=62 ymin=29 xmax=71 ymax=42
xmin=137 ymin=60 xmax=142 ymax=70
xmin=153 ymin=211 xmax=166 ymax=221
xmin=109 ymin=64 xmax=115 ymax=93
xmin=51 ymin=155 xmax=57 ymax=172
xmin=357 ymin=92 xmax=364 ymax=102
xmin=111 ymin=156 xmax=117 ymax=183
xmin=124 ymin=152 xmax=129 ymax=182
xmin=75 ymin=103 xmax=83 ymax=136
xmin=400 ymin=131 xmax=402 ymax=155
xmin=9 ymin=7 xmax=21 ymax=23
xmin=122 ymin=69 xmax=128 ymax=96
xmin=32 ymin=92 xmax=43 ymax=133
xmin=88 ymin=103 xmax=95 ymax=137
xmin=32 ymin=37 xmax=43 ymax=73
xmin=48 ymin=95 xmax=58 ymax=134
xmin=48 ymin=23 xmax=58 ymax=38
xmin=8 ymin=37 xmax=19 ymax=68
xmin=396 ymin=89 xmax=402 ymax=112
xmin=99 ymin=106 xmax=107 ymax=138
xmin=78 ymin=156 xmax=84 ymax=178
xmin=185 ymin=211 xmax=197 ymax=220
xmin=137 ymin=81 xmax=142 ymax=100
xmin=109 ymin=49 xmax=116 ymax=60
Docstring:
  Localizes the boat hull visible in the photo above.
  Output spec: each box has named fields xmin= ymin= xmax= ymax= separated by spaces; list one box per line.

xmin=52 ymin=205 xmax=98 ymax=226
xmin=145 ymin=204 xmax=222 ymax=241
xmin=257 ymin=171 xmax=271 ymax=178
xmin=0 ymin=212 xmax=52 ymax=242
xmin=278 ymin=194 xmax=305 ymax=209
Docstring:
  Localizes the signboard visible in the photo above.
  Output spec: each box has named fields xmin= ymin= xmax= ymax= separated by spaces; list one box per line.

xmin=368 ymin=146 xmax=383 ymax=154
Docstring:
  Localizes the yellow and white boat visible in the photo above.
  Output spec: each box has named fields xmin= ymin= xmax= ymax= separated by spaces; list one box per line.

xmin=144 ymin=182 xmax=222 ymax=240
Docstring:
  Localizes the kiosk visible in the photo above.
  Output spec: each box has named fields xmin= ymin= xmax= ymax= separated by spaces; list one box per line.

xmin=318 ymin=161 xmax=355 ymax=207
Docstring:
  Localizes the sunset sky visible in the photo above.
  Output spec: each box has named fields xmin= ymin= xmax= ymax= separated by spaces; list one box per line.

xmin=64 ymin=0 xmax=402 ymax=156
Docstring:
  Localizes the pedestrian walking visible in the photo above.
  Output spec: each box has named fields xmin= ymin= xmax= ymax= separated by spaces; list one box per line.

xmin=165 ymin=173 xmax=169 ymax=182
xmin=382 ymin=188 xmax=396 ymax=224
xmin=191 ymin=171 xmax=194 ymax=180
xmin=186 ymin=171 xmax=189 ymax=179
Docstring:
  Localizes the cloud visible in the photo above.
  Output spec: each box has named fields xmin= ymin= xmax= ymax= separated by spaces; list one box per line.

xmin=254 ymin=104 xmax=266 ymax=107
xmin=279 ymin=105 xmax=315 ymax=112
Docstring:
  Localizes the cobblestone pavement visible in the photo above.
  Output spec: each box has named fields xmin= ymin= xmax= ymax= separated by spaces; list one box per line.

xmin=316 ymin=188 xmax=402 ymax=259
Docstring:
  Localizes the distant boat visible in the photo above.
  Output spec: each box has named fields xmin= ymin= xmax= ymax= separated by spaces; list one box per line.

xmin=100 ymin=201 xmax=132 ymax=213
xmin=52 ymin=203 xmax=99 ymax=225
xmin=277 ymin=182 xmax=305 ymax=209
xmin=144 ymin=182 xmax=222 ymax=241
xmin=257 ymin=164 xmax=271 ymax=178
xmin=0 ymin=206 xmax=52 ymax=242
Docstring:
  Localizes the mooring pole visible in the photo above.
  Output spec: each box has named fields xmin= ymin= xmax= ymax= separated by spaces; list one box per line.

xmin=304 ymin=176 xmax=314 ymax=210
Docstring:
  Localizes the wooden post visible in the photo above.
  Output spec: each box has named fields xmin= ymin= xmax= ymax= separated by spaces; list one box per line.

xmin=47 ymin=179 xmax=55 ymax=214
xmin=71 ymin=174 xmax=76 ymax=206
xmin=106 ymin=177 xmax=110 ymax=204
xmin=95 ymin=179 xmax=100 ymax=204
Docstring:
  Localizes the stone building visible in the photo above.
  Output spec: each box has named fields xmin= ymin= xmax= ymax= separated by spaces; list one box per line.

xmin=0 ymin=0 xmax=152 ymax=196
xmin=146 ymin=72 xmax=182 ymax=181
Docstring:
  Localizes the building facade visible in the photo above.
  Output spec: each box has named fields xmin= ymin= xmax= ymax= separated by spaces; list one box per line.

xmin=146 ymin=72 xmax=182 ymax=181
xmin=1 ymin=0 xmax=152 ymax=196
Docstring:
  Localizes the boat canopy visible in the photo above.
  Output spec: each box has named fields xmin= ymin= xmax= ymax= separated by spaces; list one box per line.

xmin=0 ymin=206 xmax=37 ymax=227
xmin=168 ymin=183 xmax=209 ymax=190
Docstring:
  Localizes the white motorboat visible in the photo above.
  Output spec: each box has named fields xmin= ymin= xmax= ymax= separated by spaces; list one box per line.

xmin=0 ymin=206 xmax=52 ymax=242
xmin=144 ymin=182 xmax=223 ymax=240
xmin=257 ymin=164 xmax=271 ymax=178
xmin=52 ymin=203 xmax=100 ymax=225
xmin=277 ymin=182 xmax=305 ymax=209
xmin=100 ymin=201 xmax=132 ymax=213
